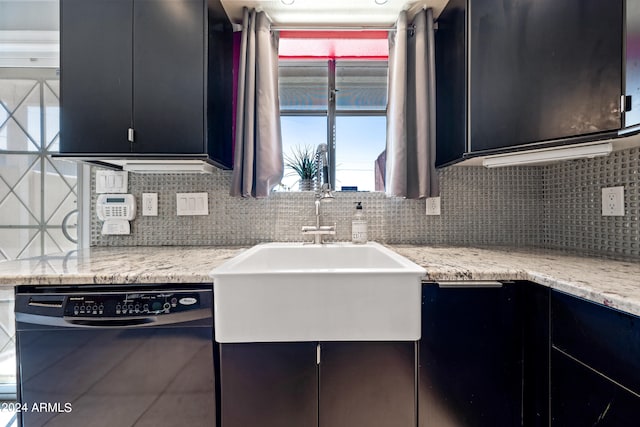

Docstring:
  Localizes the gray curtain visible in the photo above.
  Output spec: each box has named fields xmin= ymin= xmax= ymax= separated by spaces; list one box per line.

xmin=230 ymin=8 xmax=283 ymax=198
xmin=386 ymin=8 xmax=439 ymax=199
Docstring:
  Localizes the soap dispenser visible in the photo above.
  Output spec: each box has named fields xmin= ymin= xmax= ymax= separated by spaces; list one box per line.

xmin=352 ymin=202 xmax=368 ymax=244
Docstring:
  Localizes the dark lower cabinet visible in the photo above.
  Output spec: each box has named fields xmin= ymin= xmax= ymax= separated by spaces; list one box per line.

xmin=549 ymin=290 xmax=640 ymax=425
xmin=218 ymin=342 xmax=318 ymax=427
xmin=319 ymin=342 xmax=416 ymax=427
xmin=522 ymin=282 xmax=551 ymax=427
xmin=551 ymin=349 xmax=640 ymax=426
xmin=551 ymin=290 xmax=640 ymax=395
xmin=218 ymin=285 xmax=640 ymax=427
xmin=419 ymin=283 xmax=524 ymax=427
xmin=219 ymin=341 xmax=416 ymax=427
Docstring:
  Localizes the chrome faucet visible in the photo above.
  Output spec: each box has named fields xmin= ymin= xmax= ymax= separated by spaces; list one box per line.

xmin=301 ymin=144 xmax=336 ymax=244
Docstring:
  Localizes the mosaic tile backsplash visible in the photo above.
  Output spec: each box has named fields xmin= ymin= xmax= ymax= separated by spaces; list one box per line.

xmin=90 ymin=147 xmax=640 ymax=260
xmin=542 ymin=146 xmax=640 ymax=259
xmin=91 ymin=166 xmax=543 ymax=247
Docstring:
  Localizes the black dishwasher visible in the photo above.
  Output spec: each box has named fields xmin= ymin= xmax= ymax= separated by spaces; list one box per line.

xmin=15 ymin=284 xmax=216 ymax=427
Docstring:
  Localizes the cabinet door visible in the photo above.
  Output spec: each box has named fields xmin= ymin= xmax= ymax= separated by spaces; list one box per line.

xmin=435 ymin=0 xmax=467 ymax=167
xmin=133 ymin=0 xmax=205 ymax=154
xmin=551 ymin=349 xmax=640 ymax=426
xmin=419 ymin=283 xmax=522 ymax=427
xmin=318 ymin=342 xmax=416 ymax=427
xmin=60 ymin=0 xmax=133 ymax=154
xmin=551 ymin=290 xmax=640 ymax=395
xmin=625 ymin=0 xmax=640 ymax=128
xmin=470 ymin=0 xmax=622 ymax=152
xmin=522 ymin=283 xmax=551 ymax=427
xmin=218 ymin=342 xmax=318 ymax=427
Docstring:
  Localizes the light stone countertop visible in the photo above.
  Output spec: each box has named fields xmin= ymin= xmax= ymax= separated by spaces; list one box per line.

xmin=0 ymin=244 xmax=638 ymax=317
xmin=390 ymin=245 xmax=640 ymax=316
xmin=0 ymin=246 xmax=244 ymax=286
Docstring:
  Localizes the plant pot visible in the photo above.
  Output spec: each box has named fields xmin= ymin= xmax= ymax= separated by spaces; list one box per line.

xmin=298 ymin=179 xmax=313 ymax=191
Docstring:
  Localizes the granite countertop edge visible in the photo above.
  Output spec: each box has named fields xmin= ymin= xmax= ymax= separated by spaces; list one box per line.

xmin=0 ymin=244 xmax=638 ymax=317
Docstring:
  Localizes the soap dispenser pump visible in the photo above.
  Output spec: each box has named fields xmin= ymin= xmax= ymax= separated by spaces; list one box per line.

xmin=352 ymin=202 xmax=368 ymax=244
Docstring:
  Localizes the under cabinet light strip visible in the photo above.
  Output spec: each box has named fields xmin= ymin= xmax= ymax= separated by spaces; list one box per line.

xmin=122 ymin=163 xmax=214 ymax=174
xmin=481 ymin=142 xmax=613 ymax=168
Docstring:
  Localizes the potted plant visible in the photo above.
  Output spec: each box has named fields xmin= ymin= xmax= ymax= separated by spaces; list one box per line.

xmin=284 ymin=145 xmax=317 ymax=191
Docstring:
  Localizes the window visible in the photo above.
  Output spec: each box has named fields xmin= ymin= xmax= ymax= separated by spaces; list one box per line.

xmin=278 ymin=33 xmax=388 ymax=192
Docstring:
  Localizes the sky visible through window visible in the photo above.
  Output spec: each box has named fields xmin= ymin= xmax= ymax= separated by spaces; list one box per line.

xmin=280 ymin=115 xmax=386 ymax=192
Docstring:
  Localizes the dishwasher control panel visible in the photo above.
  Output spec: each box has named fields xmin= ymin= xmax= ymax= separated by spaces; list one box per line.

xmin=64 ymin=292 xmax=201 ymax=317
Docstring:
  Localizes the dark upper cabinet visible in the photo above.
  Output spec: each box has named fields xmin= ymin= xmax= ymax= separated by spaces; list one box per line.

xmin=60 ymin=0 xmax=233 ymax=168
xmin=471 ymin=0 xmax=622 ymax=153
xmin=132 ymin=0 xmax=204 ymax=154
xmin=60 ymin=0 xmax=133 ymax=154
xmin=435 ymin=0 xmax=467 ymax=167
xmin=625 ymin=0 xmax=640 ymax=128
xmin=436 ymin=0 xmax=632 ymax=166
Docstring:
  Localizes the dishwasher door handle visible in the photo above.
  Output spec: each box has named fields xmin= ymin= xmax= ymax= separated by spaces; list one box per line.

xmin=16 ymin=308 xmax=211 ymax=329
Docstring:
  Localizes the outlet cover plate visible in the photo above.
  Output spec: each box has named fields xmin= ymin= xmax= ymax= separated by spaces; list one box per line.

xmin=426 ymin=197 xmax=441 ymax=216
xmin=142 ymin=193 xmax=158 ymax=216
xmin=602 ymin=186 xmax=624 ymax=216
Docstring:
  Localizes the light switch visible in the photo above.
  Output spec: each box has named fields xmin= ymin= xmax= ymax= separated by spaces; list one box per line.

xmin=176 ymin=193 xmax=208 ymax=216
xmin=96 ymin=170 xmax=128 ymax=194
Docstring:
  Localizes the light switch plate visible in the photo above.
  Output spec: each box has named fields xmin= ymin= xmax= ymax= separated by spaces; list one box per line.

xmin=142 ymin=193 xmax=158 ymax=216
xmin=176 ymin=192 xmax=209 ymax=216
xmin=602 ymin=186 xmax=625 ymax=216
xmin=96 ymin=170 xmax=128 ymax=194
xmin=426 ymin=197 xmax=441 ymax=216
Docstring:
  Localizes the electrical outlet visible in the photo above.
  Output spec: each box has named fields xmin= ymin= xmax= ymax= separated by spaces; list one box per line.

xmin=602 ymin=186 xmax=625 ymax=216
xmin=142 ymin=193 xmax=158 ymax=216
xmin=426 ymin=197 xmax=441 ymax=216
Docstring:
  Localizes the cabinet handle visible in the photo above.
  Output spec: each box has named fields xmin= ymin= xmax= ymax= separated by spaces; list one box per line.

xmin=621 ymin=95 xmax=633 ymax=113
xmin=316 ymin=343 xmax=321 ymax=365
xmin=437 ymin=281 xmax=503 ymax=288
xmin=128 ymin=128 xmax=135 ymax=143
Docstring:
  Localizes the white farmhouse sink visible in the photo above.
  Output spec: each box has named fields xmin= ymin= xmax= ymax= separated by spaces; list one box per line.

xmin=210 ymin=242 xmax=426 ymax=343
